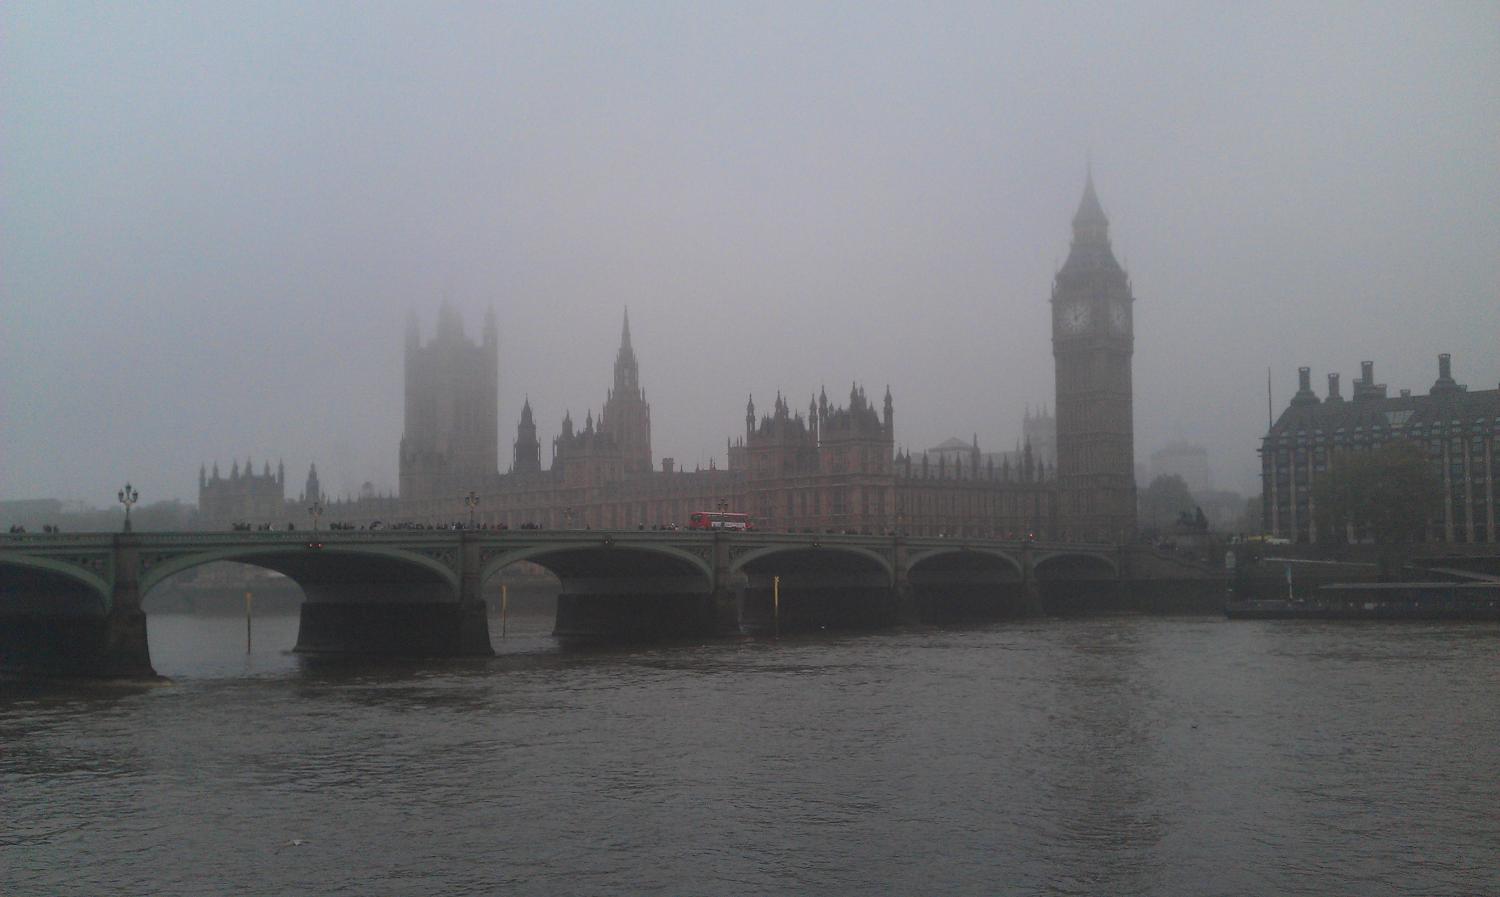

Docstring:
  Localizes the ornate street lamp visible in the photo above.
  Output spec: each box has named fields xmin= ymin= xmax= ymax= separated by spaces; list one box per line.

xmin=464 ymin=491 xmax=480 ymax=529
xmin=717 ymin=496 xmax=728 ymax=514
xmin=564 ymin=506 xmax=575 ymax=530
xmin=117 ymin=482 xmax=139 ymax=533
xmin=308 ymin=497 xmax=325 ymax=534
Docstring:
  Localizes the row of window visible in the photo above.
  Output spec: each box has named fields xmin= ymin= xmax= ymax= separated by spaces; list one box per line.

xmin=1269 ymin=421 xmax=1500 ymax=447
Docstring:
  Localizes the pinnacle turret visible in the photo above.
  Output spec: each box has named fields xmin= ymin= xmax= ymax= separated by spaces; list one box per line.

xmin=1072 ymin=166 xmax=1108 ymax=231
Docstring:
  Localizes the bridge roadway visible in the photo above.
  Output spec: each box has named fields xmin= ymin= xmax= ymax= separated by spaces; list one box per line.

xmin=0 ymin=529 xmax=1132 ymax=678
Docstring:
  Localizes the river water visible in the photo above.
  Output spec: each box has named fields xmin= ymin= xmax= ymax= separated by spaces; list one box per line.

xmin=3 ymin=609 xmax=1498 ymax=896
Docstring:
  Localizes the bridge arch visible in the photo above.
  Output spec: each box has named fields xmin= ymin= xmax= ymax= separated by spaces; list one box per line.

xmin=479 ymin=541 xmax=713 ymax=590
xmin=0 ymin=554 xmax=111 ymax=614
xmin=482 ymin=540 xmax=716 ymax=641
xmin=1031 ymin=550 xmax=1120 ymax=614
xmin=1033 ymin=551 xmax=1119 ymax=580
xmin=906 ymin=546 xmax=1023 ymax=580
xmin=732 ymin=541 xmax=897 ymax=633
xmin=730 ymin=543 xmax=895 ymax=582
xmin=138 ymin=544 xmax=462 ymax=601
xmin=905 ymin=546 xmax=1027 ymax=622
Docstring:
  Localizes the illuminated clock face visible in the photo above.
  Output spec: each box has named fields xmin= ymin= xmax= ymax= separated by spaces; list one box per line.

xmin=1109 ymin=300 xmax=1130 ymax=333
xmin=1059 ymin=301 xmax=1090 ymax=334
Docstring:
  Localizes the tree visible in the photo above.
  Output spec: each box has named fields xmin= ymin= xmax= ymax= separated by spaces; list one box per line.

xmin=1312 ymin=441 xmax=1440 ymax=576
xmin=1139 ymin=474 xmax=1196 ymax=533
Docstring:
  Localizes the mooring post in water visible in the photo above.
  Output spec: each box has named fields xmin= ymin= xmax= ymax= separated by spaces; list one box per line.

xmin=245 ymin=591 xmax=253 ymax=654
xmin=501 ymin=583 xmax=509 ymax=639
xmin=773 ymin=575 xmax=780 ymax=638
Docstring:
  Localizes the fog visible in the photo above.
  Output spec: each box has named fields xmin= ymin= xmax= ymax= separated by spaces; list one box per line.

xmin=3 ymin=2 xmax=1497 ymax=505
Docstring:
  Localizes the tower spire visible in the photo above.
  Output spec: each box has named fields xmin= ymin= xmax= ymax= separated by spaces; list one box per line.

xmin=1072 ymin=164 xmax=1108 ymax=232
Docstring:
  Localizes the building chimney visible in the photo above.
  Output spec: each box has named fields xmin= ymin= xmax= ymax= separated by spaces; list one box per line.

xmin=1431 ymin=352 xmax=1461 ymax=396
xmin=1327 ymin=372 xmax=1342 ymax=401
xmin=1353 ymin=360 xmax=1386 ymax=402
xmin=1291 ymin=366 xmax=1319 ymax=406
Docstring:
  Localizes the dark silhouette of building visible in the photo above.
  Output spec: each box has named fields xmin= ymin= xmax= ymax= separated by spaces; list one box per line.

xmin=513 ymin=398 xmax=541 ymax=476
xmin=1261 ymin=355 xmax=1499 ymax=544
xmin=198 ymin=458 xmax=285 ymax=524
xmin=397 ymin=311 xmax=1057 ymax=536
xmin=399 ymin=303 xmax=499 ymax=503
xmin=1023 ymin=403 xmax=1057 ymax=468
xmin=1149 ymin=441 xmax=1211 ymax=496
xmin=1051 ymin=170 xmax=1137 ymax=541
xmin=389 ymin=177 xmax=1147 ymax=540
xmin=302 ymin=463 xmax=322 ymax=504
xmin=600 ymin=309 xmax=652 ymax=475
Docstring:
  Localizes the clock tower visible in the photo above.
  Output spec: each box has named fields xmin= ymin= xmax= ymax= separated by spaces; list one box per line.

xmin=1051 ymin=171 xmax=1137 ymax=541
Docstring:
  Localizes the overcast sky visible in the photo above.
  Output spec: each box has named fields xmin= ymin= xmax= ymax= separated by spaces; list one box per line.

xmin=4 ymin=1 xmax=1497 ymax=506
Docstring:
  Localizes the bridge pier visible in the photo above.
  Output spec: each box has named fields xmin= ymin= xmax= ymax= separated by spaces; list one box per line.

xmin=0 ymin=607 xmax=156 ymax=679
xmin=1020 ymin=544 xmax=1047 ymax=616
xmin=293 ymin=533 xmax=493 ymax=656
xmin=710 ymin=532 xmax=741 ymax=635
xmin=892 ymin=538 xmax=922 ymax=625
xmin=0 ymin=535 xmax=157 ymax=680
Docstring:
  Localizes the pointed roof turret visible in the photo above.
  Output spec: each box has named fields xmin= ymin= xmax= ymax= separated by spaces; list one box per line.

xmin=1057 ymin=166 xmax=1125 ymax=283
xmin=1072 ymin=164 xmax=1108 ymax=230
xmin=612 ymin=307 xmax=640 ymax=394
xmin=520 ymin=396 xmax=534 ymax=425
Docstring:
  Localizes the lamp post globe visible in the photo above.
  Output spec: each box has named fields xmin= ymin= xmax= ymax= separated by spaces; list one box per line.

xmin=464 ymin=491 xmax=480 ymax=529
xmin=308 ymin=497 xmax=325 ymax=534
xmin=117 ymin=482 xmax=140 ymax=533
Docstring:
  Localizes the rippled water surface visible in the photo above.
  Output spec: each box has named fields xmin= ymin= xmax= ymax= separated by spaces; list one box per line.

xmin=4 ymin=611 xmax=1498 ymax=896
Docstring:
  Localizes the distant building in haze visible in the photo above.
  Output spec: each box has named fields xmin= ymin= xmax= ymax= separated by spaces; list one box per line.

xmin=1150 ymin=441 xmax=1211 ymax=495
xmin=1260 ymin=355 xmax=1499 ymax=544
xmin=393 ymin=176 xmax=1136 ymax=541
xmin=399 ymin=303 xmax=499 ymax=503
xmin=198 ymin=459 xmax=285 ymax=525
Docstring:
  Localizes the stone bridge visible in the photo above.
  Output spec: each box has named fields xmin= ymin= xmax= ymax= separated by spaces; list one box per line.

xmin=0 ymin=529 xmax=1131 ymax=677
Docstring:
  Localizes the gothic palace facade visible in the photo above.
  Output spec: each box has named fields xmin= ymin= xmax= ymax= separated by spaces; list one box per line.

xmin=394 ymin=178 xmax=1139 ymax=541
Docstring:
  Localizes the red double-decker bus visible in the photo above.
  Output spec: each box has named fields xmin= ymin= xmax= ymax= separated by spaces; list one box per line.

xmin=688 ymin=511 xmax=754 ymax=531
